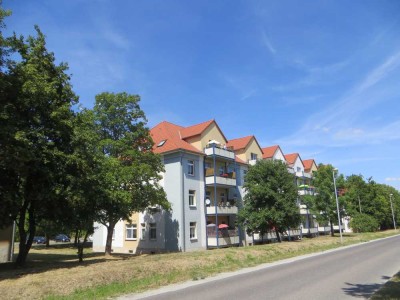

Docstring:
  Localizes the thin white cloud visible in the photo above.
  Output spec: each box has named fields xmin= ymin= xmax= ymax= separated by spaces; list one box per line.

xmin=277 ymin=50 xmax=400 ymax=148
xmin=356 ymin=51 xmax=400 ymax=93
xmin=261 ymin=30 xmax=276 ymax=55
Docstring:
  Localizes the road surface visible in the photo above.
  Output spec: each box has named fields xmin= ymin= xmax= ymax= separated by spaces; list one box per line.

xmin=119 ymin=235 xmax=400 ymax=299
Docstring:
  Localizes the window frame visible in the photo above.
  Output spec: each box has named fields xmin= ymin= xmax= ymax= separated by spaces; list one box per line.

xmin=190 ymin=222 xmax=197 ymax=240
xmin=188 ymin=160 xmax=195 ymax=176
xmin=140 ymin=223 xmax=146 ymax=240
xmin=125 ymin=224 xmax=137 ymax=240
xmin=149 ymin=223 xmax=157 ymax=240
xmin=189 ymin=190 xmax=196 ymax=207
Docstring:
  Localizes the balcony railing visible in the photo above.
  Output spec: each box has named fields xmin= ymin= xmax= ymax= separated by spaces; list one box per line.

xmin=301 ymin=227 xmax=319 ymax=235
xmin=207 ymin=229 xmax=239 ymax=247
xmin=205 ymin=168 xmax=236 ymax=186
xmin=204 ymin=146 xmax=235 ymax=160
xmin=318 ymin=226 xmax=331 ymax=234
xmin=206 ymin=203 xmax=238 ymax=215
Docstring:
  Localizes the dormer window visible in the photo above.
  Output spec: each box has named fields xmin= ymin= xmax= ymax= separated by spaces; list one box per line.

xmin=157 ymin=139 xmax=167 ymax=147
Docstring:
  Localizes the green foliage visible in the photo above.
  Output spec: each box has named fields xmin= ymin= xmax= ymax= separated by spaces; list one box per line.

xmin=310 ymin=164 xmax=345 ymax=233
xmin=350 ymin=213 xmax=379 ymax=233
xmin=238 ymin=159 xmax=300 ymax=240
xmin=89 ymin=92 xmax=169 ymax=254
xmin=0 ymin=24 xmax=77 ymax=265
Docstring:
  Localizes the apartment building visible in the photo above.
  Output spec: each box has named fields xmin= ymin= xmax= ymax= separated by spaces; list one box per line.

xmin=92 ymin=119 xmax=320 ymax=254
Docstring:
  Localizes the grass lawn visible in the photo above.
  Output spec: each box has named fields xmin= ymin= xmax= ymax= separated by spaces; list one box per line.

xmin=0 ymin=231 xmax=398 ymax=300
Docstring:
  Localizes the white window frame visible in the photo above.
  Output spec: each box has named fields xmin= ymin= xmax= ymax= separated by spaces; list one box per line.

xmin=126 ymin=224 xmax=137 ymax=240
xmin=188 ymin=160 xmax=195 ymax=176
xmin=149 ymin=223 xmax=157 ymax=240
xmin=251 ymin=153 xmax=257 ymax=160
xmin=189 ymin=190 xmax=196 ymax=207
xmin=140 ymin=223 xmax=146 ymax=240
xmin=190 ymin=222 xmax=197 ymax=240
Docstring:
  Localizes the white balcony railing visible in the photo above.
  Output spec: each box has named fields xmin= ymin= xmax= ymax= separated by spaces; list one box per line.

xmin=204 ymin=147 xmax=235 ymax=160
xmin=206 ymin=205 xmax=238 ymax=215
xmin=207 ymin=230 xmax=240 ymax=247
xmin=248 ymin=159 xmax=257 ymax=166
xmin=301 ymin=227 xmax=318 ymax=235
xmin=205 ymin=175 xmax=236 ymax=186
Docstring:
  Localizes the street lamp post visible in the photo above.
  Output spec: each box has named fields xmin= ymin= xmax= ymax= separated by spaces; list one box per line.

xmin=332 ymin=168 xmax=343 ymax=243
xmin=389 ymin=193 xmax=396 ymax=231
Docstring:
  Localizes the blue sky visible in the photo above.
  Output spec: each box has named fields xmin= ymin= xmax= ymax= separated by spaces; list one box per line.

xmin=3 ymin=0 xmax=400 ymax=190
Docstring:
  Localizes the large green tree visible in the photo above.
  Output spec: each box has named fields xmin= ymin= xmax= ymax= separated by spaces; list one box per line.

xmin=311 ymin=164 xmax=345 ymax=236
xmin=0 ymin=26 xmax=77 ymax=265
xmin=90 ymin=92 xmax=170 ymax=255
xmin=238 ymin=159 xmax=300 ymax=242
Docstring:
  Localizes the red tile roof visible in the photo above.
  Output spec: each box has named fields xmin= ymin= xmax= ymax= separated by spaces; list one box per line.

xmin=303 ymin=159 xmax=317 ymax=172
xmin=180 ymin=119 xmax=215 ymax=139
xmin=262 ymin=145 xmax=280 ymax=159
xmin=227 ymin=136 xmax=253 ymax=150
xmin=284 ymin=153 xmax=300 ymax=165
xmin=150 ymin=121 xmax=203 ymax=155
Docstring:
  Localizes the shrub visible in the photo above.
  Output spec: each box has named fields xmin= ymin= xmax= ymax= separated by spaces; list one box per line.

xmin=350 ymin=213 xmax=379 ymax=233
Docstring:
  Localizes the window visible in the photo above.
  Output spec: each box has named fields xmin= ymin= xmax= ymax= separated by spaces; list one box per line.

xmin=140 ymin=223 xmax=146 ymax=240
xmin=297 ymin=167 xmax=301 ymax=172
xmin=188 ymin=160 xmax=195 ymax=176
xmin=189 ymin=190 xmax=196 ymax=206
xmin=126 ymin=224 xmax=137 ymax=240
xmin=205 ymin=162 xmax=211 ymax=169
xmin=220 ymin=192 xmax=226 ymax=205
xmin=251 ymin=153 xmax=258 ymax=160
xmin=150 ymin=223 xmax=157 ymax=240
xmin=190 ymin=222 xmax=197 ymax=239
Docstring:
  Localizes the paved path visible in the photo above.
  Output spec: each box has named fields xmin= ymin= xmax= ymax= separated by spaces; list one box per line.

xmin=119 ymin=235 xmax=400 ymax=299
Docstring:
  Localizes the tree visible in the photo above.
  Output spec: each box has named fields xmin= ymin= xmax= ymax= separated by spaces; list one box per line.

xmin=0 ymin=26 xmax=77 ymax=265
xmin=90 ymin=92 xmax=170 ymax=255
xmin=311 ymin=164 xmax=345 ymax=236
xmin=238 ymin=159 xmax=300 ymax=242
xmin=350 ymin=213 xmax=379 ymax=233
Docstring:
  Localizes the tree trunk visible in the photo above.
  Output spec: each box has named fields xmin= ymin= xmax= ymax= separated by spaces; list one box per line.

xmin=74 ymin=229 xmax=79 ymax=246
xmin=330 ymin=219 xmax=334 ymax=237
xmin=105 ymin=221 xmax=116 ymax=256
xmin=16 ymin=203 xmax=35 ymax=266
xmin=275 ymin=227 xmax=281 ymax=243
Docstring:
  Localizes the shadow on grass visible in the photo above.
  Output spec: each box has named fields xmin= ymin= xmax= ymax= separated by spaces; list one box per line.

xmin=370 ymin=272 xmax=400 ymax=299
xmin=0 ymin=243 xmax=138 ymax=281
xmin=342 ymin=276 xmax=391 ymax=298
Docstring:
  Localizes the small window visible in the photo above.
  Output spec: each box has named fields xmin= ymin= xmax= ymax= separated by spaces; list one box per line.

xmin=190 ymin=222 xmax=197 ymax=239
xmin=140 ymin=223 xmax=146 ymax=240
xmin=251 ymin=153 xmax=258 ymax=160
xmin=297 ymin=167 xmax=301 ymax=172
xmin=188 ymin=160 xmax=195 ymax=176
xmin=189 ymin=190 xmax=196 ymax=207
xmin=150 ymin=223 xmax=157 ymax=240
xmin=126 ymin=224 xmax=137 ymax=240
xmin=157 ymin=139 xmax=167 ymax=147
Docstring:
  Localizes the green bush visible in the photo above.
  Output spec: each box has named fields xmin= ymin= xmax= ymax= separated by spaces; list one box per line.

xmin=350 ymin=213 xmax=379 ymax=233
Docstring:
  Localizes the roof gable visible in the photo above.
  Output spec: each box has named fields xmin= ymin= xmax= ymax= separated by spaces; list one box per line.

xmin=303 ymin=159 xmax=317 ymax=172
xmin=284 ymin=153 xmax=304 ymax=167
xmin=150 ymin=121 xmax=203 ymax=155
xmin=262 ymin=145 xmax=280 ymax=159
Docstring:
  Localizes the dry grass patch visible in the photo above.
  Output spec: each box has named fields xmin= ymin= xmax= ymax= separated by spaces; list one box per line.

xmin=0 ymin=231 xmax=398 ymax=300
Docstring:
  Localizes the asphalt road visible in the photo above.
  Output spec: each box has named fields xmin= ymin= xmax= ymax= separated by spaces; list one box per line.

xmin=119 ymin=235 xmax=400 ymax=300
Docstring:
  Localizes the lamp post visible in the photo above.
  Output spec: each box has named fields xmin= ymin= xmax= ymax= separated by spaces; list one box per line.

xmin=332 ymin=168 xmax=343 ymax=243
xmin=389 ymin=193 xmax=396 ymax=231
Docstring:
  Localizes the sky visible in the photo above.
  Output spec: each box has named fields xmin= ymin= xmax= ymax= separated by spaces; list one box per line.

xmin=3 ymin=0 xmax=400 ymax=190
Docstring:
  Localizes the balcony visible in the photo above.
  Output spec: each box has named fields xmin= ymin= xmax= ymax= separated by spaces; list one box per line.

xmin=205 ymin=168 xmax=236 ymax=187
xmin=207 ymin=229 xmax=239 ymax=247
xmin=204 ymin=146 xmax=235 ymax=160
xmin=295 ymin=171 xmax=312 ymax=178
xmin=301 ymin=227 xmax=318 ymax=235
xmin=206 ymin=203 xmax=238 ymax=215
xmin=248 ymin=159 xmax=257 ymax=166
